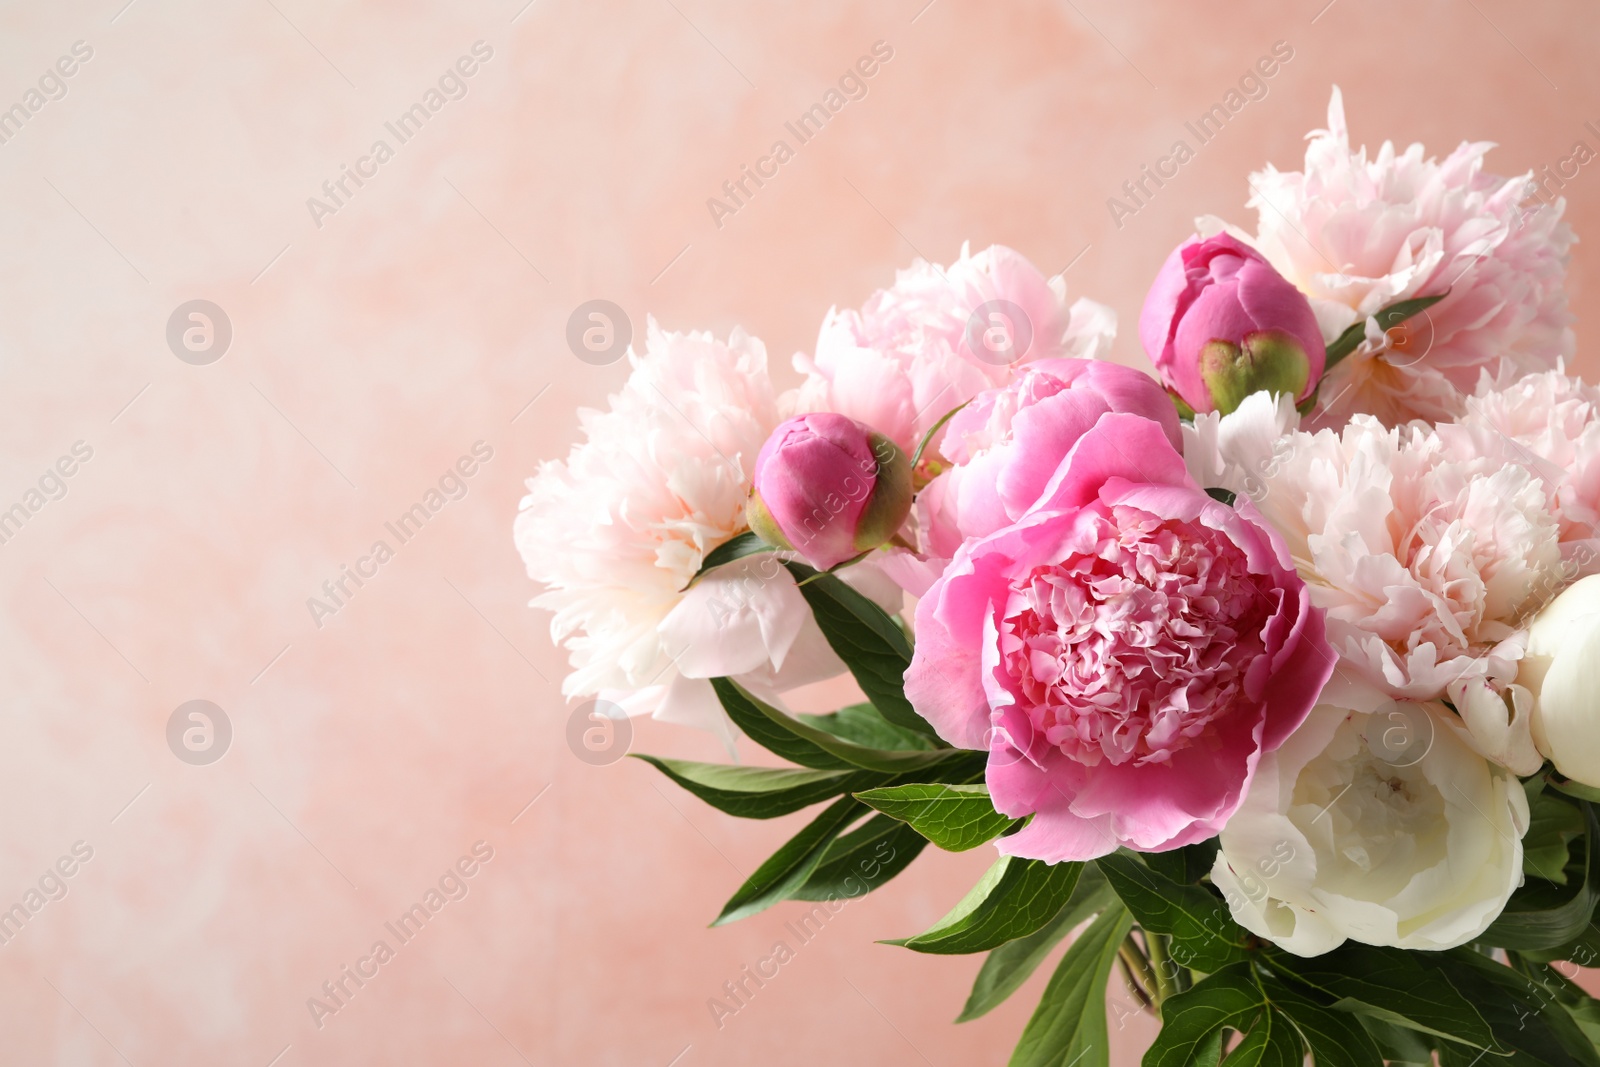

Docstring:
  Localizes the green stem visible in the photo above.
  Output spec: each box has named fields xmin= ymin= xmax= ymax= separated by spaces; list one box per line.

xmin=1117 ymin=950 xmax=1154 ymax=1011
xmin=1145 ymin=931 xmax=1178 ymax=1007
xmin=1120 ymin=935 xmax=1158 ymax=1009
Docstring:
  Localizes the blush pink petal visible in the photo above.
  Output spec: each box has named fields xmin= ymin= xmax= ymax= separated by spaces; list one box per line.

xmin=793 ymin=245 xmax=1119 ymax=454
xmin=1033 ymin=413 xmax=1194 ymax=513
xmin=914 ymin=360 xmax=1178 ymax=575
xmin=990 ymin=759 xmax=1118 ymax=863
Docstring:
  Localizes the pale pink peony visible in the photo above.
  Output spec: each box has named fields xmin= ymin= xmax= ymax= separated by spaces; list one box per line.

xmin=1242 ymin=87 xmax=1574 ymax=427
xmin=918 ymin=358 xmax=1180 ymax=561
xmin=1436 ymin=366 xmax=1600 ymax=573
xmin=790 ymin=243 xmax=1116 ymax=455
xmin=515 ymin=321 xmax=868 ymax=742
xmin=1242 ymin=413 xmax=1564 ymax=772
xmin=904 ymin=414 xmax=1332 ymax=861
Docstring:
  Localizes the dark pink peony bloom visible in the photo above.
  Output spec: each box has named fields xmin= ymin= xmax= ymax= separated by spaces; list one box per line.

xmin=904 ymin=414 xmax=1333 ymax=861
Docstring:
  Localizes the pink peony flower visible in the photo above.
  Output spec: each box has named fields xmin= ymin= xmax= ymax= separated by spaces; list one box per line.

xmin=1243 ymin=87 xmax=1574 ymax=427
xmin=1138 ymin=233 xmax=1326 ymax=415
xmin=918 ymin=358 xmax=1181 ymax=561
xmin=790 ymin=243 xmax=1116 ymax=455
xmin=746 ymin=412 xmax=912 ymax=570
xmin=904 ymin=414 xmax=1333 ymax=861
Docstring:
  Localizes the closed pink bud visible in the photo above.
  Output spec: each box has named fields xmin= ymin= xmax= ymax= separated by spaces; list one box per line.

xmin=1139 ymin=233 xmax=1326 ymax=414
xmin=746 ymin=413 xmax=911 ymax=570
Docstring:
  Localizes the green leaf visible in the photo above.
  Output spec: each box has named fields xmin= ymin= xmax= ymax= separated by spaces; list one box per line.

xmin=781 ymin=561 xmax=941 ymax=741
xmin=1435 ymin=948 xmax=1600 ymax=1067
xmin=1519 ymin=916 xmax=1600 ymax=967
xmin=1262 ymin=944 xmax=1494 ymax=1049
xmin=1354 ymin=1015 xmax=1437 ymax=1066
xmin=911 ymin=401 xmax=970 ymax=470
xmin=1526 ymin=788 xmax=1587 ymax=885
xmin=791 ymin=813 xmax=927 ymax=901
xmin=709 ymin=677 xmax=955 ymax=774
xmin=1006 ymin=904 xmax=1131 ymax=1067
xmin=1322 ymin=291 xmax=1449 ymax=369
xmin=1097 ymin=852 xmax=1249 ymax=972
xmin=1143 ymin=964 xmax=1264 ymax=1067
xmin=713 ymin=795 xmax=863 ymax=925
xmin=793 ymin=549 xmax=873 ymax=584
xmin=1487 ymin=799 xmax=1600 ymax=950
xmin=855 ymin=783 xmax=1018 ymax=852
xmin=1562 ymin=987 xmax=1600 ymax=1052
xmin=1191 ymin=1028 xmax=1227 ymax=1066
xmin=797 ymin=702 xmax=936 ymax=751
xmin=1222 ymin=1008 xmax=1303 ymax=1067
xmin=684 ymin=530 xmax=773 ymax=588
xmin=889 ymin=855 xmax=1084 ymax=955
xmin=1144 ymin=839 xmax=1221 ymax=887
xmin=1507 ymin=957 xmax=1600 ymax=1054
xmin=631 ymin=755 xmax=875 ymax=819
xmin=958 ymin=866 xmax=1114 ymax=1022
xmin=1204 ymin=486 xmax=1237 ymax=507
xmin=1262 ymin=977 xmax=1385 ymax=1067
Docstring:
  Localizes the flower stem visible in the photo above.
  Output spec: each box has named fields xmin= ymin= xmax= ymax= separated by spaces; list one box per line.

xmin=1117 ymin=950 xmax=1154 ymax=1011
xmin=1145 ymin=931 xmax=1178 ymax=1007
xmin=1119 ymin=935 xmax=1158 ymax=1011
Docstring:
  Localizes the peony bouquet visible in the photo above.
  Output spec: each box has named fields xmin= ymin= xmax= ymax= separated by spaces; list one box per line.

xmin=519 ymin=88 xmax=1600 ymax=1065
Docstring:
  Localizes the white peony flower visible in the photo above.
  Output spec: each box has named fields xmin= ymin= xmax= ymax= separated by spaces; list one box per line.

xmin=1213 ymin=676 xmax=1528 ymax=956
xmin=1181 ymin=389 xmax=1302 ymax=499
xmin=1520 ymin=574 xmax=1600 ymax=787
xmin=515 ymin=320 xmax=865 ymax=742
xmin=789 ymin=243 xmax=1116 ymax=455
xmin=1244 ymin=86 xmax=1574 ymax=427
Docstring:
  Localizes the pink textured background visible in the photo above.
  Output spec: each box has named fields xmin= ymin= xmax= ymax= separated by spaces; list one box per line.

xmin=3 ymin=1 xmax=1599 ymax=1063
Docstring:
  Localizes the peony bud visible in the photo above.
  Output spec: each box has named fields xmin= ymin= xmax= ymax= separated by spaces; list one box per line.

xmin=746 ymin=413 xmax=912 ymax=570
xmin=1139 ymin=233 xmax=1326 ymax=415
xmin=1520 ymin=574 xmax=1600 ymax=786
